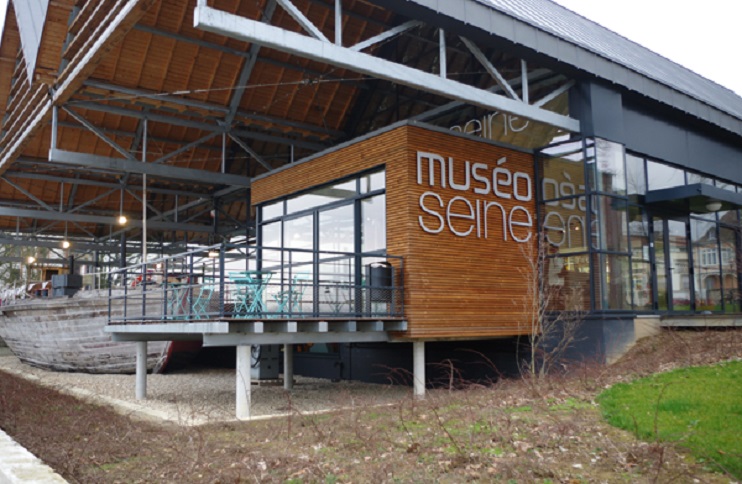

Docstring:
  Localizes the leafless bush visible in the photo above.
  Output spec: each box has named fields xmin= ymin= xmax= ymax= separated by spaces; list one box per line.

xmin=518 ymin=234 xmax=585 ymax=380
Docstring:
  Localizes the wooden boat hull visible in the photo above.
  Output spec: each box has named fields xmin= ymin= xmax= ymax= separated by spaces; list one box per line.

xmin=0 ymin=289 xmax=171 ymax=374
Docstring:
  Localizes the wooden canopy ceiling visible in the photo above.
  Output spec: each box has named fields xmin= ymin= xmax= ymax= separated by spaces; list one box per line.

xmin=0 ymin=0 xmax=569 ymax=250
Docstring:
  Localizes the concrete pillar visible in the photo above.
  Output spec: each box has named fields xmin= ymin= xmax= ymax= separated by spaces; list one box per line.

xmin=283 ymin=344 xmax=294 ymax=390
xmin=236 ymin=345 xmax=252 ymax=420
xmin=135 ymin=341 xmax=147 ymax=400
xmin=413 ymin=340 xmax=425 ymax=398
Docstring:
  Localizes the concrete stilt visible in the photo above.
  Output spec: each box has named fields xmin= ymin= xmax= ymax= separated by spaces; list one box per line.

xmin=236 ymin=345 xmax=251 ymax=420
xmin=135 ymin=341 xmax=147 ymax=400
xmin=283 ymin=344 xmax=294 ymax=390
xmin=413 ymin=340 xmax=426 ymax=398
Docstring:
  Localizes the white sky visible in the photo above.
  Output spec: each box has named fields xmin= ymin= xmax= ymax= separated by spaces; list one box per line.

xmin=551 ymin=0 xmax=742 ymax=95
xmin=0 ymin=0 xmax=740 ymax=95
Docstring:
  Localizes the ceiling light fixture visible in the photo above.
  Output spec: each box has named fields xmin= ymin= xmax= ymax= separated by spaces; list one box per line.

xmin=705 ymin=200 xmax=722 ymax=212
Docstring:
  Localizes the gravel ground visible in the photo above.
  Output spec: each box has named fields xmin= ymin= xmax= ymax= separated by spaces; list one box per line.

xmin=0 ymin=349 xmax=411 ymax=426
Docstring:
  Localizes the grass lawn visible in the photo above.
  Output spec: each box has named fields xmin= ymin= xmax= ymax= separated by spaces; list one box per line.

xmin=598 ymin=359 xmax=742 ymax=479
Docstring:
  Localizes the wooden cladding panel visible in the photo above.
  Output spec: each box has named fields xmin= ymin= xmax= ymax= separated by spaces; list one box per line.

xmin=401 ymin=127 xmax=535 ymax=339
xmin=252 ymin=125 xmax=536 ymax=340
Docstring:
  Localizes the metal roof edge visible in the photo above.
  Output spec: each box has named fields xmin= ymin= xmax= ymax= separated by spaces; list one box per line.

xmin=372 ymin=0 xmax=742 ymax=137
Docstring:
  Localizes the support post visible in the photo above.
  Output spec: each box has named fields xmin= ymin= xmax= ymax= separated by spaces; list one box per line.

xmin=413 ymin=340 xmax=425 ymax=398
xmin=283 ymin=344 xmax=294 ymax=390
xmin=135 ymin=341 xmax=147 ymax=400
xmin=236 ymin=345 xmax=252 ymax=419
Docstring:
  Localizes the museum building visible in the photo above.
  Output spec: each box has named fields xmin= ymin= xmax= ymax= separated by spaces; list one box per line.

xmin=0 ymin=0 xmax=740 ymax=417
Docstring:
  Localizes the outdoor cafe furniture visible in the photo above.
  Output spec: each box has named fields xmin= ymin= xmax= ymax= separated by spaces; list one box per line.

xmin=229 ymin=271 xmax=273 ymax=317
xmin=273 ymin=273 xmax=311 ymax=316
xmin=192 ymin=285 xmax=215 ymax=319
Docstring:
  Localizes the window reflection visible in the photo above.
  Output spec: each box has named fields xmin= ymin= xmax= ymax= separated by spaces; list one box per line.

xmin=625 ymin=154 xmax=646 ymax=196
xmin=691 ymin=218 xmax=720 ymax=311
xmin=593 ymin=139 xmax=626 ymax=195
xmin=592 ymin=195 xmax=628 ymax=252
xmin=647 ymin=161 xmax=684 ymax=190
xmin=362 ymin=195 xmax=386 ymax=253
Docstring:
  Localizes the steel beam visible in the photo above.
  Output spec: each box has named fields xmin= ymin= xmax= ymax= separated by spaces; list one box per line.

xmin=5 ymin=168 xmax=210 ymax=199
xmin=71 ymin=102 xmax=328 ymax=151
xmin=0 ymin=207 xmax=213 ymax=233
xmin=350 ymin=19 xmax=422 ymax=52
xmin=460 ymin=37 xmax=519 ymax=101
xmin=225 ymin=0 xmax=278 ymax=127
xmin=229 ymin=134 xmax=272 ymax=171
xmin=194 ymin=6 xmax=580 ymax=132
xmin=276 ymin=0 xmax=329 ymax=42
xmin=48 ymin=149 xmax=251 ymax=188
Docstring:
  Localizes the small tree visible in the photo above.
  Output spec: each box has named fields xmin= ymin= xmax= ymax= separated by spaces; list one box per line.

xmin=518 ymin=234 xmax=585 ymax=379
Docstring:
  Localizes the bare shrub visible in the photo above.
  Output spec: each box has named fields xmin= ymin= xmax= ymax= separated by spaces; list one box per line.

xmin=518 ymin=234 xmax=585 ymax=380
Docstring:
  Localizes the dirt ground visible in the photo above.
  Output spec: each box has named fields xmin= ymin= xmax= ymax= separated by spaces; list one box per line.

xmin=0 ymin=328 xmax=740 ymax=483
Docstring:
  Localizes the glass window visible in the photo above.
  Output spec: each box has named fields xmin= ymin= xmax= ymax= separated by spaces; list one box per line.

xmin=541 ymin=199 xmax=588 ymax=253
xmin=631 ymin=261 xmax=652 ymax=310
xmin=544 ymin=255 xmax=591 ymax=311
xmin=625 ymin=154 xmax=646 ymax=196
xmin=360 ymin=170 xmax=385 ymax=194
xmin=362 ymin=194 xmax=386 ymax=253
xmin=287 ymin=179 xmax=357 ymax=214
xmin=598 ymin=254 xmax=631 ymax=310
xmin=539 ymin=141 xmax=586 ymax=201
xmin=262 ymin=201 xmax=283 ymax=221
xmin=686 ymin=172 xmax=714 ymax=185
xmin=593 ymin=138 xmax=626 ymax=195
xmin=719 ymin=227 xmax=740 ymax=312
xmin=592 ymin=195 xmax=629 ymax=252
xmin=647 ymin=161 xmax=684 ymax=190
xmin=629 ymin=208 xmax=650 ymax=262
xmin=691 ymin=218 xmax=720 ymax=311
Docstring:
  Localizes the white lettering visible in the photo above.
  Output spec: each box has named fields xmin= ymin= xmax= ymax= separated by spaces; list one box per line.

xmin=418 ymin=192 xmax=445 ymax=234
xmin=416 ymin=152 xmax=447 ymax=188
xmin=448 ymin=158 xmax=471 ymax=191
xmin=447 ymin=196 xmax=475 ymax=237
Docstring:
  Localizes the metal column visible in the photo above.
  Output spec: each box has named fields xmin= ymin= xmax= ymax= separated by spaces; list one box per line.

xmin=413 ymin=341 xmax=425 ymax=398
xmin=236 ymin=345 xmax=252 ymax=419
xmin=135 ymin=341 xmax=147 ymax=400
xmin=283 ymin=344 xmax=294 ymax=390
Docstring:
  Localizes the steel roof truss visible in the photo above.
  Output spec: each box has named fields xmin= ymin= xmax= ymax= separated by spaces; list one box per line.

xmin=152 ymin=132 xmax=220 ymax=165
xmin=194 ymin=5 xmax=580 ymax=132
xmin=349 ymin=19 xmax=423 ymax=52
xmin=62 ymin=107 xmax=138 ymax=161
xmin=229 ymin=134 xmax=271 ymax=171
xmin=459 ymin=37 xmax=519 ymax=101
xmin=1 ymin=176 xmax=56 ymax=212
xmin=276 ymin=0 xmax=330 ymax=42
xmin=48 ymin=149 xmax=251 ymax=188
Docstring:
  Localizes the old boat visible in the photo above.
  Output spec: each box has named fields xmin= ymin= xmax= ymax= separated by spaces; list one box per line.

xmin=0 ymin=287 xmax=178 ymax=374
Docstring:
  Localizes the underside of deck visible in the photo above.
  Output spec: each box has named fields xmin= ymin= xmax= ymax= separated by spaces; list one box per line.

xmin=106 ymin=317 xmax=407 ymax=346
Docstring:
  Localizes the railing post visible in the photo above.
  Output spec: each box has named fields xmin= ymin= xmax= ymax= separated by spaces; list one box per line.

xmin=107 ymin=271 xmax=112 ymax=323
xmin=219 ymin=243 xmax=225 ymax=318
xmin=141 ymin=262 xmax=147 ymax=321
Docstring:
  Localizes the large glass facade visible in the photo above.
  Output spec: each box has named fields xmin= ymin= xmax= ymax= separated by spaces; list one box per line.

xmin=257 ymin=167 xmax=387 ymax=322
xmin=539 ymin=138 xmax=741 ymax=314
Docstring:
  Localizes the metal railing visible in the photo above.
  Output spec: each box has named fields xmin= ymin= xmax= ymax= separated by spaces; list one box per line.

xmin=107 ymin=243 xmax=404 ymax=323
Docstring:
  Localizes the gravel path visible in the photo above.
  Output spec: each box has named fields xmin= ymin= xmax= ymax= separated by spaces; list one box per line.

xmin=0 ymin=350 xmax=411 ymax=426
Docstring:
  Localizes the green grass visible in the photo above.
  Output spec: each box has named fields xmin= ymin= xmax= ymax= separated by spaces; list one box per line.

xmin=597 ymin=360 xmax=742 ymax=478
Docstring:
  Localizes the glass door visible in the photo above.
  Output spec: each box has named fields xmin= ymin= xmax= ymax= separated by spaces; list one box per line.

xmin=652 ymin=217 xmax=692 ymax=311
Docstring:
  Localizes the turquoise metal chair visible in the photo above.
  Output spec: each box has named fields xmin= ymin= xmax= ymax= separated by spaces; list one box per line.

xmin=230 ymin=271 xmax=273 ymax=317
xmin=192 ymin=285 xmax=214 ymax=319
xmin=274 ymin=273 xmax=310 ymax=316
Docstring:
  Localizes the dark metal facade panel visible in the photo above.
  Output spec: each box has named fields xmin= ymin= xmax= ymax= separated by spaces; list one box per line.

xmin=380 ymin=0 xmax=742 ymax=136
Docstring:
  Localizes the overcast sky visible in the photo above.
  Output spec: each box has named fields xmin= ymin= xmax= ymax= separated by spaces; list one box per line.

xmin=551 ymin=0 xmax=742 ymax=95
xmin=0 ymin=0 xmax=740 ymax=95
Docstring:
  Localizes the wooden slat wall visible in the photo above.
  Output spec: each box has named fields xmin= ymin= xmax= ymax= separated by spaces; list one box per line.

xmin=252 ymin=124 xmax=537 ymax=340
